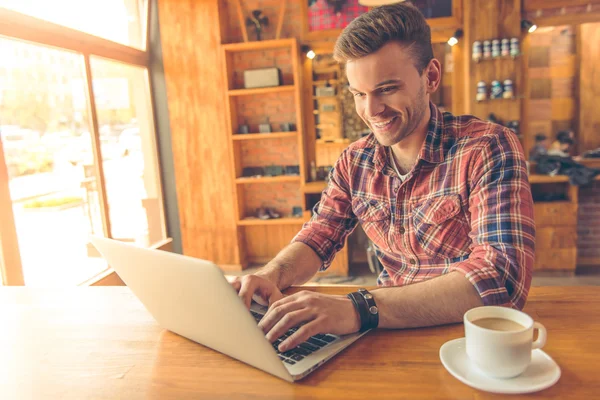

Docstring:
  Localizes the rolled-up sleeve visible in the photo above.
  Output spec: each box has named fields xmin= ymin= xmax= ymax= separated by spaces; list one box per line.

xmin=449 ymin=130 xmax=535 ymax=310
xmin=292 ymin=150 xmax=358 ymax=270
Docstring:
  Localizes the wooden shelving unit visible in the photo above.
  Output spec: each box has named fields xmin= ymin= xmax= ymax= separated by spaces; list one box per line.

xmin=232 ymin=132 xmax=297 ymax=140
xmin=238 ymin=217 xmax=305 ymax=226
xmin=222 ymin=38 xmax=308 ymax=269
xmin=228 ymin=85 xmax=295 ymax=97
xmin=235 ymin=176 xmax=301 ymax=184
xmin=302 ymin=180 xmax=327 ymax=194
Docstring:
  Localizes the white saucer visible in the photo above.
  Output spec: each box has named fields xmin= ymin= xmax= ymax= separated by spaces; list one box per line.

xmin=439 ymin=338 xmax=561 ymax=394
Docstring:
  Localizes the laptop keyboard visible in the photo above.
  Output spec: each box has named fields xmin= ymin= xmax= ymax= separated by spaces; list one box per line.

xmin=250 ymin=310 xmax=338 ymax=365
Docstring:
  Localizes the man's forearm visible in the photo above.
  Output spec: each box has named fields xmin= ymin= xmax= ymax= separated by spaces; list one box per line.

xmin=256 ymin=242 xmax=323 ymax=290
xmin=373 ymin=271 xmax=483 ymax=329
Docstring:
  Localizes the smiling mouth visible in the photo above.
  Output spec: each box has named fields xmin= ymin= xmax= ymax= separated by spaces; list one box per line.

xmin=371 ymin=116 xmax=398 ymax=129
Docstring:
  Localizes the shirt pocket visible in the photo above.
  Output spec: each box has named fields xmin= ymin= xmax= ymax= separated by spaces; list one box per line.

xmin=352 ymin=198 xmax=391 ymax=248
xmin=411 ymin=194 xmax=471 ymax=259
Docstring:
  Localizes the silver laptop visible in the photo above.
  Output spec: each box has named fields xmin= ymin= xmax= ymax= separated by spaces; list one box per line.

xmin=90 ymin=236 xmax=369 ymax=382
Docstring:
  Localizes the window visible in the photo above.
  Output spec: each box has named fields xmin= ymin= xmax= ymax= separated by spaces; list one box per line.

xmin=0 ymin=1 xmax=165 ymax=286
xmin=0 ymin=0 xmax=147 ymax=50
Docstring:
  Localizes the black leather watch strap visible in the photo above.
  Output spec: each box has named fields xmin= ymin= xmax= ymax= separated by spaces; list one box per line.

xmin=357 ymin=288 xmax=379 ymax=329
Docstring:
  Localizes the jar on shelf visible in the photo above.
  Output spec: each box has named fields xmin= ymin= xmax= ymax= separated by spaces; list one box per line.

xmin=501 ymin=38 xmax=510 ymax=57
xmin=491 ymin=39 xmax=501 ymax=58
xmin=490 ymin=80 xmax=503 ymax=99
xmin=510 ymin=38 xmax=520 ymax=57
xmin=483 ymin=40 xmax=492 ymax=59
xmin=476 ymin=81 xmax=487 ymax=102
xmin=472 ymin=41 xmax=483 ymax=62
xmin=503 ymin=79 xmax=514 ymax=99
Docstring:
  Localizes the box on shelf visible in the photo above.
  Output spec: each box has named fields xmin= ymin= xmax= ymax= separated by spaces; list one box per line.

xmin=243 ymin=67 xmax=281 ymax=89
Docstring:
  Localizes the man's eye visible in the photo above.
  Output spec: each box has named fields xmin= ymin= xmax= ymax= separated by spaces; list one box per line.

xmin=380 ymin=87 xmax=394 ymax=93
xmin=353 ymin=92 xmax=364 ymax=97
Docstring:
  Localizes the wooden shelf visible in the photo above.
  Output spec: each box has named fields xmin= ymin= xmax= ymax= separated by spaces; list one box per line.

xmin=313 ymin=79 xmax=340 ymax=85
xmin=474 ymin=55 xmax=521 ymax=62
xmin=232 ymin=132 xmax=297 ymax=140
xmin=238 ymin=217 xmax=306 ymax=226
xmin=222 ymin=38 xmax=296 ymax=52
xmin=228 ymin=85 xmax=295 ymax=97
xmin=529 ymin=174 xmax=570 ymax=184
xmin=235 ymin=176 xmax=301 ymax=184
xmin=316 ymin=138 xmax=350 ymax=144
xmin=303 ymin=181 xmax=327 ymax=193
xmin=313 ymin=95 xmax=339 ymax=100
xmin=475 ymin=96 xmax=524 ymax=103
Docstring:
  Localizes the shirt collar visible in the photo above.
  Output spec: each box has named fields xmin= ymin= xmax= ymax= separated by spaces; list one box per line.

xmin=367 ymin=102 xmax=447 ymax=172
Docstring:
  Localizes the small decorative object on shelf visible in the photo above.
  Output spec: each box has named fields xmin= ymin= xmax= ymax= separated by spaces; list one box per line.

xmin=310 ymin=161 xmax=317 ymax=182
xmin=490 ymin=80 xmax=503 ymax=99
xmin=503 ymin=79 xmax=514 ymax=99
xmin=487 ymin=113 xmax=501 ymax=124
xmin=264 ymin=165 xmax=284 ymax=176
xmin=259 ymin=118 xmax=272 ymax=133
xmin=280 ymin=122 xmax=292 ymax=132
xmin=242 ymin=166 xmax=264 ymax=177
xmin=510 ymin=38 xmax=520 ymax=57
xmin=246 ymin=10 xmax=269 ymax=41
xmin=321 ymin=104 xmax=336 ymax=112
xmin=238 ymin=124 xmax=250 ymax=134
xmin=472 ymin=41 xmax=482 ymax=62
xmin=284 ymin=165 xmax=300 ymax=175
xmin=257 ymin=207 xmax=280 ymax=220
xmin=476 ymin=81 xmax=487 ymax=102
xmin=506 ymin=120 xmax=520 ymax=135
xmin=501 ymin=38 xmax=510 ymax=57
xmin=243 ymin=67 xmax=281 ymax=89
xmin=315 ymin=86 xmax=336 ymax=97
xmin=291 ymin=206 xmax=303 ymax=218
xmin=483 ymin=40 xmax=491 ymax=59
xmin=491 ymin=39 xmax=501 ymax=58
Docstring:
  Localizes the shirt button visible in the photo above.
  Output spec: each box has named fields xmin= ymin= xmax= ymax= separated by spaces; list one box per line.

xmin=399 ymin=226 xmax=405 ymax=234
xmin=409 ymin=259 xmax=416 ymax=265
xmin=393 ymin=187 xmax=399 ymax=193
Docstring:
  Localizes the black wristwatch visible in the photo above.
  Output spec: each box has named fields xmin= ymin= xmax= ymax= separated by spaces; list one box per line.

xmin=347 ymin=288 xmax=379 ymax=332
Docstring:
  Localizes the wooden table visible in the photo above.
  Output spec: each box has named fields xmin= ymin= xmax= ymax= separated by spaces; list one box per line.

xmin=1 ymin=286 xmax=599 ymax=399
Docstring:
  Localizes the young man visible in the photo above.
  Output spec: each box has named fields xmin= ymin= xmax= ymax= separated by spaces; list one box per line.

xmin=230 ymin=3 xmax=535 ymax=353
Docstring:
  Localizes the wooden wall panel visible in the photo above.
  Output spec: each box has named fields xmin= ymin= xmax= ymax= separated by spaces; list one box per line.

xmin=579 ymin=23 xmax=600 ymax=153
xmin=157 ymin=0 xmax=240 ymax=266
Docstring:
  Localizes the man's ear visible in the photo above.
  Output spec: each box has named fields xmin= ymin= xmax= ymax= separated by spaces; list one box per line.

xmin=425 ymin=58 xmax=442 ymax=94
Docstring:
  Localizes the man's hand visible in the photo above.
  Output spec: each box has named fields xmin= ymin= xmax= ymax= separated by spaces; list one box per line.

xmin=229 ymin=274 xmax=284 ymax=309
xmin=257 ymin=291 xmax=361 ymax=352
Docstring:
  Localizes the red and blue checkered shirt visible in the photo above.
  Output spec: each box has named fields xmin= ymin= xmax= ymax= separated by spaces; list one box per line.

xmin=293 ymin=103 xmax=535 ymax=310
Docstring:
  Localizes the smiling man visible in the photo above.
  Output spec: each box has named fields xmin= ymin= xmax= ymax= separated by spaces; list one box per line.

xmin=230 ymin=3 xmax=535 ymax=353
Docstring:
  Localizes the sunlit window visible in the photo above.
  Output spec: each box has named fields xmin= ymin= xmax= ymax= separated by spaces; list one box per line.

xmin=0 ymin=0 xmax=147 ymax=50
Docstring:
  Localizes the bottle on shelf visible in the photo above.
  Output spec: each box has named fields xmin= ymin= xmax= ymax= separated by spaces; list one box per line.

xmin=472 ymin=41 xmax=482 ymax=62
xmin=510 ymin=38 xmax=520 ymax=57
xmin=501 ymin=38 xmax=510 ymax=57
xmin=476 ymin=81 xmax=487 ymax=102
xmin=483 ymin=40 xmax=491 ymax=59
xmin=491 ymin=39 xmax=501 ymax=58
xmin=503 ymin=79 xmax=514 ymax=99
xmin=490 ymin=80 xmax=503 ymax=99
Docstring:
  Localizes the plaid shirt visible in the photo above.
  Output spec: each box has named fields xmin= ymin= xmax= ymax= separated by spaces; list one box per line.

xmin=293 ymin=103 xmax=535 ymax=310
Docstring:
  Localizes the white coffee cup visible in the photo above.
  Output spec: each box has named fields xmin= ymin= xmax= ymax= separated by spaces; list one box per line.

xmin=464 ymin=306 xmax=547 ymax=379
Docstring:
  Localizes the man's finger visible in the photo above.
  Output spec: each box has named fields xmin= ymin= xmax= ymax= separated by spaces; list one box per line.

xmin=230 ymin=279 xmax=241 ymax=292
xmin=279 ymin=319 xmax=321 ymax=352
xmin=238 ymin=279 xmax=258 ymax=309
xmin=267 ymin=309 xmax=316 ymax=346
xmin=259 ymin=300 xmax=303 ymax=334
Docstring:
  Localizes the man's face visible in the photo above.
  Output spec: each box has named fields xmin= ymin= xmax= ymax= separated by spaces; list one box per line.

xmin=346 ymin=41 xmax=440 ymax=147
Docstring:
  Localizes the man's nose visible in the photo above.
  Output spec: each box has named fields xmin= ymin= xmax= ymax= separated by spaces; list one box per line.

xmin=364 ymin=95 xmax=384 ymax=118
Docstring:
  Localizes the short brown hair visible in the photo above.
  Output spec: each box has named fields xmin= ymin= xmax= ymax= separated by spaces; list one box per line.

xmin=333 ymin=3 xmax=433 ymax=74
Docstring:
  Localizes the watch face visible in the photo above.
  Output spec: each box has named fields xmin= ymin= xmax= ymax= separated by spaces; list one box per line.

xmin=369 ymin=306 xmax=378 ymax=315
xmin=364 ymin=294 xmax=373 ymax=300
